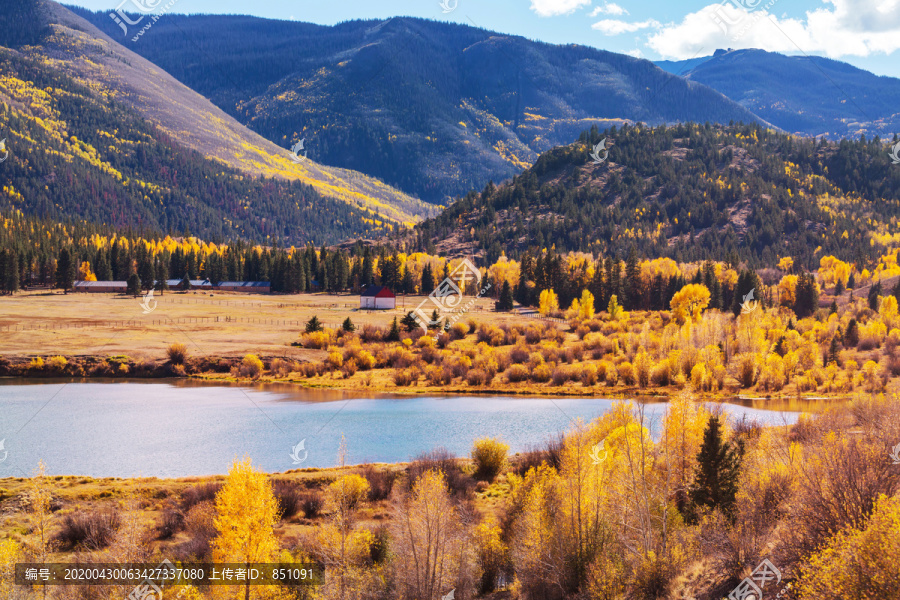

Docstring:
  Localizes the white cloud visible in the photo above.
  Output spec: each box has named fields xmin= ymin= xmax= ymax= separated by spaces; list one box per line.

xmin=592 ymin=18 xmax=661 ymax=35
xmin=626 ymin=48 xmax=645 ymax=58
xmin=589 ymin=2 xmax=629 ymax=17
xmin=647 ymin=0 xmax=900 ymax=59
xmin=529 ymin=0 xmax=591 ymax=17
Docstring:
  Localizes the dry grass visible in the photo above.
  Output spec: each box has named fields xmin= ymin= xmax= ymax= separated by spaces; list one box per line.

xmin=0 ymin=290 xmax=514 ymax=360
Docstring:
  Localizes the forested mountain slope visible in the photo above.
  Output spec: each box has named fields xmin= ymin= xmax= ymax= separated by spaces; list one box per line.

xmin=0 ymin=0 xmax=433 ymax=235
xmin=74 ymin=9 xmax=767 ymax=203
xmin=412 ymin=123 xmax=900 ymax=269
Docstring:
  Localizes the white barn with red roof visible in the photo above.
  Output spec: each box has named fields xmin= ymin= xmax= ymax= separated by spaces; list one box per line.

xmin=360 ymin=285 xmax=396 ymax=310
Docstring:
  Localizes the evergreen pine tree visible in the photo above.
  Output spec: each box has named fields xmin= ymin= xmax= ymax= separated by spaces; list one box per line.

xmin=305 ymin=315 xmax=324 ymax=333
xmin=421 ymin=263 xmax=435 ymax=294
xmin=401 ymin=311 xmax=419 ymax=332
xmin=689 ymin=416 xmax=742 ymax=519
xmin=496 ymin=280 xmax=514 ymax=311
xmin=342 ymin=317 xmax=356 ymax=332
xmin=387 ymin=317 xmax=401 ymax=341
xmin=55 ymin=248 xmax=75 ymax=293
xmin=126 ymin=273 xmax=142 ymax=297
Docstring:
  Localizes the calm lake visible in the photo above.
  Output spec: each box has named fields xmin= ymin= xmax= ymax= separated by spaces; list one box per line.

xmin=0 ymin=380 xmax=820 ymax=478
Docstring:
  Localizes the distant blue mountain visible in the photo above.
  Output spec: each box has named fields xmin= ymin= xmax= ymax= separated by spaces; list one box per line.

xmin=656 ymin=49 xmax=900 ymax=139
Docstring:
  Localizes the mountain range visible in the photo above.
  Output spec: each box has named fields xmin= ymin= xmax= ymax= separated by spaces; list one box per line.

xmin=657 ymin=49 xmax=900 ymax=141
xmin=71 ymin=9 xmax=767 ymax=204
xmin=0 ymin=0 xmax=433 ymax=246
xmin=4 ymin=0 xmax=900 ymax=256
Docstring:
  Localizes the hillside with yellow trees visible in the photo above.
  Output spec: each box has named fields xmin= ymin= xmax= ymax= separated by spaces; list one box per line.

xmin=0 ymin=0 xmax=433 ymax=243
xmin=413 ymin=122 xmax=900 ymax=269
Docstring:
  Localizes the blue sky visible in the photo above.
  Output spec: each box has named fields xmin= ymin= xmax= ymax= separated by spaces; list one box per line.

xmin=67 ymin=0 xmax=900 ymax=76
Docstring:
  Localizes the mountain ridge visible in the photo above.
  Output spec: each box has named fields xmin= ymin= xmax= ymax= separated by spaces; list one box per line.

xmin=656 ymin=48 xmax=900 ymax=140
xmin=410 ymin=122 xmax=900 ymax=269
xmin=23 ymin=0 xmax=435 ymax=225
xmin=72 ymin=9 xmax=769 ymax=203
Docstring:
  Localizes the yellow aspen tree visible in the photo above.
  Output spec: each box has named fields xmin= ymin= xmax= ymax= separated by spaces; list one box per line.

xmin=578 ymin=290 xmax=596 ymax=320
xmin=778 ymin=256 xmax=794 ymax=273
xmin=78 ymin=261 xmax=97 ymax=281
xmin=880 ymin=295 xmax=899 ymax=329
xmin=393 ymin=471 xmax=466 ymax=600
xmin=670 ymin=284 xmax=711 ymax=324
xmin=0 ymin=539 xmax=22 ymax=600
xmin=539 ymin=289 xmax=559 ymax=316
xmin=607 ymin=295 xmax=625 ymax=321
xmin=778 ymin=275 xmax=798 ymax=307
xmin=212 ymin=458 xmax=279 ymax=600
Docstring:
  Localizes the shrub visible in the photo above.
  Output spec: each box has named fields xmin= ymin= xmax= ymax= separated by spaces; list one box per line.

xmin=466 ymin=368 xmax=491 ymax=386
xmin=580 ymin=363 xmax=598 ymax=386
xmin=270 ymin=358 xmax=293 ymax=377
xmin=180 ymin=482 xmax=223 ymax=511
xmin=618 ymin=362 xmax=635 ymax=386
xmin=361 ymin=465 xmax=396 ymax=501
xmin=449 ymin=322 xmax=469 ymax=340
xmin=54 ymin=509 xmax=121 ymax=550
xmin=471 ymin=438 xmax=509 ymax=481
xmin=301 ymin=331 xmax=331 ymax=349
xmin=359 ymin=324 xmax=382 ymax=343
xmin=505 ymin=364 xmax=529 ymax=383
xmin=341 ymin=359 xmax=359 ymax=378
xmin=234 ymin=354 xmax=264 ymax=379
xmin=393 ymin=368 xmax=418 ymax=387
xmin=272 ymin=479 xmax=304 ymax=519
xmin=509 ymin=345 xmax=530 ymax=364
xmin=167 ymin=343 xmax=188 ymax=365
xmin=326 ymin=350 xmax=343 ymax=369
xmin=300 ymin=490 xmax=324 ymax=518
xmin=29 ymin=357 xmax=44 ymax=370
xmin=407 ymin=448 xmax=472 ymax=497
xmin=532 ymin=364 xmax=552 ymax=383
xmin=424 ymin=365 xmax=453 ymax=386
xmin=47 ymin=355 xmax=68 ymax=372
xmin=176 ymin=501 xmax=217 ymax=560
xmin=551 ymin=366 xmax=575 ymax=386
xmin=476 ymin=324 xmax=506 ymax=346
xmin=633 ymin=351 xmax=652 ymax=387
xmin=157 ymin=507 xmax=184 ymax=540
xmin=524 ymin=326 xmax=542 ymax=344
xmin=796 ymin=495 xmax=900 ymax=600
xmin=328 ymin=474 xmax=371 ymax=509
